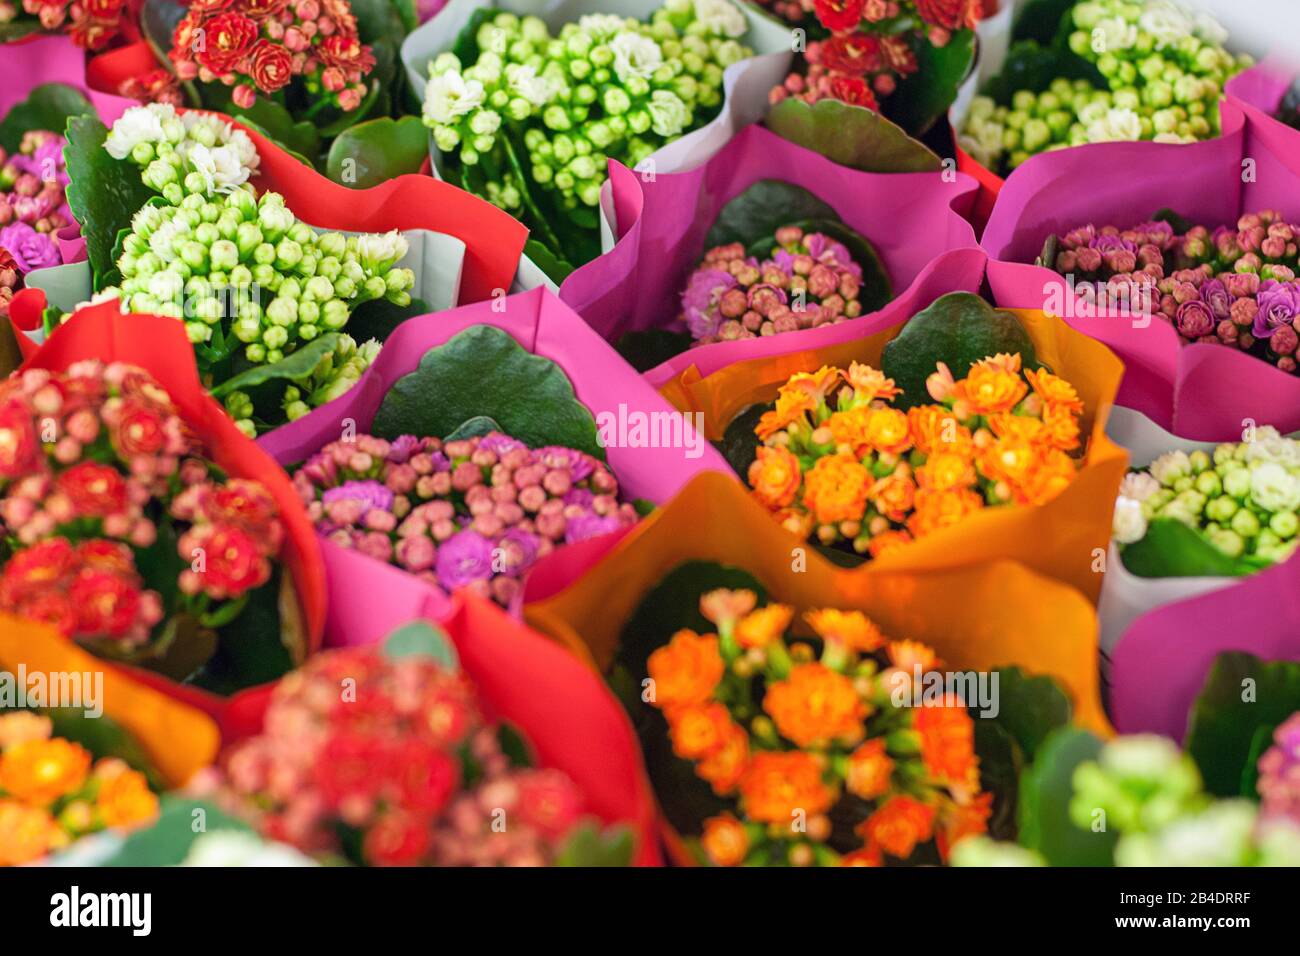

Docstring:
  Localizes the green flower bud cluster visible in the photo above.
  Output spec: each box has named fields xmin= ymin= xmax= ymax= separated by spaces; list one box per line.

xmin=222 ymin=334 xmax=381 ymax=437
xmin=1113 ymin=427 xmax=1300 ymax=566
xmin=959 ymin=0 xmax=1250 ymax=173
xmin=109 ymin=105 xmax=262 ymax=204
xmin=421 ymin=0 xmax=752 ymax=214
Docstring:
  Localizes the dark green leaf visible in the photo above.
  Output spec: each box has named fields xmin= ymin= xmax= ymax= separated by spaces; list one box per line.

xmin=191 ymin=568 xmax=294 ymax=695
xmin=209 ymin=333 xmax=342 ymax=398
xmin=1185 ymin=651 xmax=1300 ymax=797
xmin=382 ymin=620 xmax=460 ymax=671
xmin=0 ymin=83 xmax=94 ymax=152
xmin=1012 ymin=0 xmax=1078 ymax=44
xmin=63 ymin=115 xmax=157 ymax=290
xmin=371 ymin=324 xmax=604 ymax=458
xmin=445 ymin=415 xmax=502 ymax=441
xmin=973 ymin=718 xmax=1021 ymax=841
xmin=1151 ymin=207 xmax=1197 ymax=235
xmin=496 ymin=722 xmax=533 ymax=768
xmin=765 ymin=97 xmax=942 ymax=174
xmin=986 ymin=666 xmax=1073 ymax=763
xmin=218 ymin=94 xmax=321 ymax=165
xmin=326 ymin=115 xmax=428 ymax=188
xmin=345 ymin=295 xmax=429 ymax=344
xmin=614 ymin=328 xmax=694 ymax=372
xmin=981 ymin=40 xmax=1104 ymax=107
xmin=886 ymin=29 xmax=976 ymax=136
xmin=1018 ymin=727 xmax=1117 ymax=866
xmin=0 ymin=21 xmax=42 ymax=43
xmin=716 ymin=402 xmax=769 ymax=478
xmin=1118 ymin=517 xmax=1264 ymax=579
xmin=523 ymin=238 xmax=576 ymax=285
xmin=101 ymin=798 xmax=253 ymax=867
xmin=705 ymin=179 xmax=840 ymax=249
xmin=880 ymin=292 xmax=1040 ymax=409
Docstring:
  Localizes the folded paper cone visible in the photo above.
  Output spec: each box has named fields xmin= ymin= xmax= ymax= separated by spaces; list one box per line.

xmin=659 ymin=301 xmax=1129 ymax=602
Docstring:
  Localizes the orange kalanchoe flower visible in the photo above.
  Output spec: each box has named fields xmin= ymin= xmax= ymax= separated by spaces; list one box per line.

xmin=845 ymin=739 xmax=894 ymax=800
xmin=859 ymin=795 xmax=937 ymax=860
xmin=763 ymin=662 xmax=866 ymax=747
xmin=735 ymin=604 xmax=795 ymax=649
xmin=826 ymin=407 xmax=872 ymax=457
xmin=748 ymin=446 xmax=802 ymax=510
xmin=94 ymin=763 xmax=160 ymax=830
xmin=888 ymin=639 xmax=942 ymax=672
xmin=1025 ymin=367 xmax=1085 ymax=414
xmin=696 ymin=723 xmax=750 ymax=796
xmin=844 ymin=363 xmax=901 ymax=403
xmin=0 ymin=800 xmax=68 ymax=867
xmin=647 ymin=629 xmax=725 ymax=710
xmin=937 ymin=792 xmax=994 ymax=860
xmin=907 ymin=487 xmax=985 ymax=538
xmin=700 ymin=813 xmax=750 ymax=866
xmin=783 ymin=366 xmax=842 ymax=405
xmin=739 ymin=751 xmax=834 ymax=824
xmin=0 ymin=737 xmax=92 ymax=806
xmin=908 ymin=404 xmax=968 ymax=455
xmin=800 ymin=454 xmax=871 ymax=526
xmin=863 ymin=407 xmax=913 ymax=456
xmin=756 ymin=388 xmax=817 ymax=440
xmin=913 ymin=700 xmax=981 ymax=792
xmin=699 ymin=588 xmax=758 ymax=628
xmin=954 ymin=364 xmax=1028 ymax=415
xmin=669 ymin=702 xmax=736 ymax=761
xmin=805 ymin=608 xmax=885 ymax=653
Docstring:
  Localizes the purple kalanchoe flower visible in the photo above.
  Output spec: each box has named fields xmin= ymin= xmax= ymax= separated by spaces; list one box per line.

xmin=386 ymin=434 xmax=422 ymax=463
xmin=563 ymin=487 xmax=595 ymax=509
xmin=0 ymin=222 xmax=59 ymax=273
xmin=479 ymin=432 xmax=528 ymax=456
xmin=1199 ymin=278 xmax=1231 ymax=321
xmin=1253 ymin=280 xmax=1300 ymax=339
xmin=680 ymin=267 xmax=736 ymax=341
xmin=535 ymin=445 xmax=595 ymax=481
xmin=321 ymin=479 xmax=394 ymax=513
xmin=1090 ymin=234 xmax=1138 ymax=255
xmin=1174 ymin=299 xmax=1215 ymax=339
xmin=564 ymin=511 xmax=625 ymax=544
xmin=435 ymin=529 xmax=495 ymax=588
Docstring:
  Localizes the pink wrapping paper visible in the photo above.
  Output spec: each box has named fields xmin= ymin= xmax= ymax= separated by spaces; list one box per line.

xmin=558 ymin=124 xmax=983 ymax=389
xmin=1109 ymin=552 xmax=1300 ymax=741
xmin=980 ymin=98 xmax=1300 ymax=438
xmin=0 ymin=34 xmax=136 ymax=128
xmin=258 ymin=287 xmax=733 ymax=644
xmin=1225 ymin=61 xmax=1291 ymax=118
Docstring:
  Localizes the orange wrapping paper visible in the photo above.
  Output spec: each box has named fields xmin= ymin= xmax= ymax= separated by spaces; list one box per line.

xmin=0 ymin=614 xmax=221 ymax=788
xmin=658 ymin=308 xmax=1129 ymax=603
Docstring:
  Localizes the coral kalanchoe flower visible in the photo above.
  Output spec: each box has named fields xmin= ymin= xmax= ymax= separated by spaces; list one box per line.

xmin=294 ymin=431 xmax=638 ymax=607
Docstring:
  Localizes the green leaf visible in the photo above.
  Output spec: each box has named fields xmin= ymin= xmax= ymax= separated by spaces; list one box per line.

xmin=445 ymin=415 xmax=503 ymax=441
xmin=326 ymin=115 xmax=428 ymax=188
xmin=39 ymin=708 xmax=166 ymax=792
xmin=1012 ymin=0 xmax=1078 ymax=44
xmin=880 ymin=292 xmax=1040 ymax=410
xmin=615 ymin=560 xmax=767 ymax=837
xmin=191 ymin=568 xmax=294 ymax=695
xmin=716 ymin=402 xmax=769 ymax=478
xmin=63 ymin=115 xmax=157 ymax=290
xmin=382 ymin=621 xmax=459 ymax=671
xmin=765 ymin=97 xmax=942 ymax=174
xmin=973 ymin=718 xmax=1021 ymax=841
xmin=1185 ymin=651 xmax=1300 ymax=798
xmin=1118 ymin=517 xmax=1264 ymax=579
xmin=1151 ymin=207 xmax=1197 ymax=235
xmin=101 ymin=798 xmax=253 ymax=867
xmin=371 ymin=324 xmax=605 ymax=458
xmin=0 ymin=21 xmax=42 ymax=43
xmin=0 ymin=83 xmax=94 ymax=152
xmin=986 ymin=667 xmax=1073 ymax=763
xmin=496 ymin=722 xmax=533 ymax=768
xmin=885 ymin=29 xmax=976 ymax=136
xmin=523 ymin=238 xmax=576 ymax=285
xmin=705 ymin=179 xmax=841 ymax=248
xmin=209 ymin=333 xmax=342 ymax=398
xmin=1018 ymin=727 xmax=1117 ymax=866
xmin=345 ymin=295 xmax=429 ymax=345
xmin=555 ymin=821 xmax=635 ymax=867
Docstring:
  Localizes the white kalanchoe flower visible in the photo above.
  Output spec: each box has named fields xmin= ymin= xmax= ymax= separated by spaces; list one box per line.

xmin=647 ymin=89 xmax=690 ymax=138
xmin=1093 ymin=15 xmax=1138 ymax=51
xmin=104 ymin=104 xmax=173 ymax=159
xmin=692 ymin=0 xmax=748 ymax=38
xmin=1249 ymin=461 xmax=1300 ymax=513
xmin=422 ymin=71 xmax=486 ymax=126
xmin=1148 ymin=449 xmax=1191 ymax=485
xmin=355 ymin=230 xmax=409 ymax=272
xmin=1191 ymin=10 xmax=1229 ymax=46
xmin=185 ymin=143 xmax=219 ymax=195
xmin=1118 ymin=471 xmax=1161 ymax=502
xmin=207 ymin=144 xmax=252 ymax=193
xmin=1115 ymin=800 xmax=1256 ymax=868
xmin=1138 ymin=1 xmax=1195 ymax=50
xmin=148 ymin=216 xmax=189 ymax=263
xmin=577 ymin=13 xmax=628 ymax=39
xmin=506 ymin=63 xmax=559 ymax=108
xmin=182 ymin=831 xmax=318 ymax=867
xmin=1086 ymin=106 xmax=1142 ymax=143
xmin=1112 ymin=495 xmax=1149 ymax=545
xmin=610 ymin=31 xmax=664 ymax=84
xmin=226 ymin=128 xmax=260 ymax=176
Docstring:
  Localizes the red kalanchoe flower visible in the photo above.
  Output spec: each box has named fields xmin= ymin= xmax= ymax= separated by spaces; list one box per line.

xmin=182 ymin=523 xmax=271 ymax=599
xmin=318 ymin=33 xmax=376 ymax=74
xmin=516 ymin=769 xmax=585 ymax=839
xmin=812 ymin=0 xmax=866 ymax=32
xmin=248 ymin=39 xmax=294 ymax=94
xmin=828 ymin=74 xmax=879 ymax=110
xmin=0 ymin=537 xmax=76 ymax=600
xmin=197 ymin=12 xmax=260 ymax=75
xmin=313 ymin=731 xmax=390 ymax=807
xmin=0 ymin=398 xmax=40 ymax=478
xmin=819 ymin=33 xmax=883 ymax=75
xmin=363 ymin=810 xmax=432 ymax=867
xmin=109 ymin=399 xmax=168 ymax=457
xmin=76 ymin=539 xmax=137 ymax=576
xmin=83 ymin=0 xmax=125 ymax=17
xmin=243 ymin=0 xmax=290 ymax=18
xmin=389 ymin=740 xmax=459 ymax=814
xmin=187 ymin=0 xmax=236 ymax=12
xmin=55 ymin=461 xmax=129 ymax=518
xmin=15 ymin=590 xmax=79 ymax=636
xmin=70 ymin=569 xmax=145 ymax=639
xmin=916 ymin=0 xmax=980 ymax=30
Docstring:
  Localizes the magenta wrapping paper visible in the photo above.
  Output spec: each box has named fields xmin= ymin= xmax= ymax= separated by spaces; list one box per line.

xmin=980 ymin=98 xmax=1300 ymax=439
xmin=1225 ymin=61 xmax=1291 ymax=117
xmin=257 ymin=287 xmax=732 ymax=644
xmin=558 ymin=123 xmax=983 ymax=389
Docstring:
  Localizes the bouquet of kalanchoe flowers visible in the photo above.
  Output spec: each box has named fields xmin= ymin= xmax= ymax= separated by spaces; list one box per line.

xmin=190 ymin=637 xmax=632 ymax=866
xmin=954 ymin=733 xmax=1300 ymax=867
xmin=0 ymin=131 xmax=72 ymax=319
xmin=959 ymin=0 xmax=1250 ymax=175
xmin=294 ymin=430 xmax=638 ymax=608
xmin=745 ymin=354 xmax=1085 ymax=557
xmin=421 ymin=0 xmax=755 ymax=276
xmin=0 ymin=0 xmax=130 ymax=49
xmin=646 ymin=588 xmax=990 ymax=866
xmin=760 ymin=0 xmax=980 ymax=118
xmin=0 ymin=361 xmax=289 ymax=683
xmin=1045 ymin=211 xmax=1300 ymax=373
xmin=681 ymin=225 xmax=868 ymax=344
xmin=0 ymin=712 xmax=159 ymax=867
xmin=67 ymin=104 xmax=417 ymax=434
xmin=1111 ymin=428 xmax=1300 ymax=574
